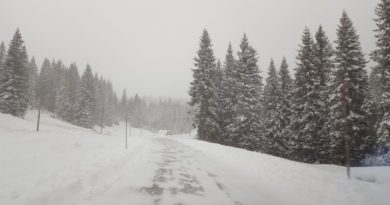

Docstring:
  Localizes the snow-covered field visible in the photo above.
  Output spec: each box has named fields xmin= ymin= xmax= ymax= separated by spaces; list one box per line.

xmin=0 ymin=111 xmax=389 ymax=205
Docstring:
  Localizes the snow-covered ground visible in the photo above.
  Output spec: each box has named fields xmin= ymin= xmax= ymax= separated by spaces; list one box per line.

xmin=0 ymin=111 xmax=389 ymax=205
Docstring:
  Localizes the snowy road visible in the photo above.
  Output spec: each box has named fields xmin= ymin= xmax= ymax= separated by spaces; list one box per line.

xmin=104 ymin=137 xmax=248 ymax=205
xmin=1 ymin=111 xmax=390 ymax=205
xmin=82 ymin=136 xmax=270 ymax=205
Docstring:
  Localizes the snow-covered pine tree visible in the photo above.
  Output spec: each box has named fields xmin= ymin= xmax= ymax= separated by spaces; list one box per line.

xmin=263 ymin=59 xmax=286 ymax=156
xmin=132 ymin=94 xmax=143 ymax=128
xmin=94 ymin=76 xmax=106 ymax=132
xmin=227 ymin=34 xmax=263 ymax=151
xmin=46 ymin=60 xmax=64 ymax=112
xmin=289 ymin=28 xmax=324 ymax=163
xmin=112 ymin=91 xmax=119 ymax=125
xmin=74 ymin=65 xmax=96 ymax=128
xmin=67 ymin=63 xmax=81 ymax=123
xmin=0 ymin=42 xmax=6 ymax=81
xmin=314 ymin=26 xmax=334 ymax=88
xmin=104 ymin=81 xmax=115 ymax=126
xmin=37 ymin=59 xmax=52 ymax=110
xmin=188 ymin=29 xmax=220 ymax=142
xmin=278 ymin=57 xmax=293 ymax=154
xmin=27 ymin=57 xmax=38 ymax=107
xmin=328 ymin=12 xmax=375 ymax=165
xmin=120 ymin=88 xmax=128 ymax=119
xmin=219 ymin=43 xmax=237 ymax=146
xmin=371 ymin=0 xmax=390 ymax=160
xmin=369 ymin=67 xmax=382 ymax=103
xmin=213 ymin=59 xmax=224 ymax=144
xmin=55 ymin=72 xmax=72 ymax=121
xmin=314 ymin=25 xmax=335 ymax=163
xmin=0 ymin=29 xmax=29 ymax=117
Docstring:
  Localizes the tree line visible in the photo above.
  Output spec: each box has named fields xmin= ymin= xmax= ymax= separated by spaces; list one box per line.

xmin=189 ymin=3 xmax=390 ymax=166
xmin=0 ymin=30 xmax=192 ymax=134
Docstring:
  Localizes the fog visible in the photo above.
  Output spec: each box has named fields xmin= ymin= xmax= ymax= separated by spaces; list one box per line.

xmin=0 ymin=0 xmax=378 ymax=99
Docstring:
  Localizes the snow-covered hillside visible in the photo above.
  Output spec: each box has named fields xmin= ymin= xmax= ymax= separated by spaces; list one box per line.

xmin=0 ymin=111 xmax=389 ymax=205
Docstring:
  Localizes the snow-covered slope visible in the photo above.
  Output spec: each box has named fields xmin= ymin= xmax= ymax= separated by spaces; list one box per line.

xmin=0 ymin=111 xmax=389 ymax=205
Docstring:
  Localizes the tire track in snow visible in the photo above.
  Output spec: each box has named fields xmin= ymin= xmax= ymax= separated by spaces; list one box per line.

xmin=138 ymin=137 xmax=242 ymax=205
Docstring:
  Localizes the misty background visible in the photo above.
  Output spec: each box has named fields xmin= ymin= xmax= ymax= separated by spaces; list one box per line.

xmin=0 ymin=0 xmax=378 ymax=99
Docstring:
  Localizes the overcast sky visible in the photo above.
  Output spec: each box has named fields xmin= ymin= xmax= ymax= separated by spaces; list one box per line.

xmin=0 ymin=0 xmax=379 ymax=99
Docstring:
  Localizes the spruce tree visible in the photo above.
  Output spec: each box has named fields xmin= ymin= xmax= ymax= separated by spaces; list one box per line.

xmin=94 ymin=76 xmax=106 ymax=132
xmin=55 ymin=73 xmax=72 ymax=121
xmin=67 ymin=63 xmax=81 ymax=122
xmin=188 ymin=29 xmax=220 ymax=142
xmin=314 ymin=25 xmax=335 ymax=163
xmin=37 ymin=59 xmax=52 ymax=110
xmin=104 ymin=81 xmax=115 ymax=126
xmin=372 ymin=0 xmax=390 ymax=158
xmin=278 ymin=57 xmax=293 ymax=152
xmin=74 ymin=65 xmax=96 ymax=128
xmin=112 ymin=91 xmax=119 ymax=125
xmin=47 ymin=60 xmax=64 ymax=112
xmin=0 ymin=42 xmax=6 ymax=81
xmin=289 ymin=28 xmax=324 ymax=163
xmin=120 ymin=88 xmax=128 ymax=119
xmin=328 ymin=12 xmax=374 ymax=165
xmin=27 ymin=57 xmax=38 ymax=107
xmin=0 ymin=29 xmax=29 ymax=117
xmin=219 ymin=43 xmax=237 ymax=145
xmin=263 ymin=59 xmax=285 ymax=156
xmin=228 ymin=34 xmax=263 ymax=151
xmin=369 ymin=67 xmax=382 ymax=103
xmin=132 ymin=94 xmax=143 ymax=128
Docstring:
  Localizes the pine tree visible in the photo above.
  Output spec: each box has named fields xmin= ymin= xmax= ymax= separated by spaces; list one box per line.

xmin=0 ymin=29 xmax=29 ymax=117
xmin=278 ymin=57 xmax=293 ymax=153
xmin=314 ymin=26 xmax=334 ymax=87
xmin=47 ymin=60 xmax=64 ymax=112
xmin=328 ymin=12 xmax=374 ymax=165
xmin=120 ymin=88 xmax=128 ymax=119
xmin=213 ymin=59 xmax=224 ymax=143
xmin=94 ymin=76 xmax=106 ymax=132
xmin=112 ymin=91 xmax=119 ymax=125
xmin=27 ymin=57 xmax=38 ymax=107
xmin=67 ymin=63 xmax=81 ymax=122
xmin=0 ymin=42 xmax=6 ymax=81
xmin=369 ymin=67 xmax=382 ymax=103
xmin=372 ymin=0 xmax=390 ymax=159
xmin=219 ymin=43 xmax=237 ymax=145
xmin=37 ymin=59 xmax=52 ymax=110
xmin=104 ymin=81 xmax=115 ymax=126
xmin=227 ymin=34 xmax=263 ymax=151
xmin=132 ymin=94 xmax=143 ymax=128
xmin=263 ymin=59 xmax=286 ymax=156
xmin=74 ymin=65 xmax=96 ymax=128
xmin=289 ymin=28 xmax=324 ymax=163
xmin=55 ymin=73 xmax=72 ymax=121
xmin=188 ymin=29 xmax=220 ymax=142
xmin=314 ymin=25 xmax=335 ymax=163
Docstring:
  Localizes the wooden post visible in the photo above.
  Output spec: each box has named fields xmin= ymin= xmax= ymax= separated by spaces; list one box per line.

xmin=36 ymin=99 xmax=41 ymax=132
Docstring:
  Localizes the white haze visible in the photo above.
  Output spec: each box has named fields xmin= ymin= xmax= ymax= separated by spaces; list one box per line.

xmin=0 ymin=0 xmax=379 ymax=99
